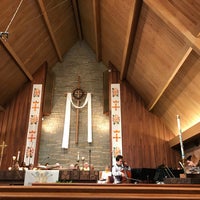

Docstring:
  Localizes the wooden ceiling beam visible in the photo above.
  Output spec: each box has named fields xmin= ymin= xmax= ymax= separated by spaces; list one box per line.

xmin=120 ymin=0 xmax=142 ymax=80
xmin=72 ymin=0 xmax=82 ymax=41
xmin=147 ymin=47 xmax=192 ymax=111
xmin=144 ymin=0 xmax=200 ymax=55
xmin=92 ymin=0 xmax=101 ymax=62
xmin=144 ymin=0 xmax=200 ymax=111
xmin=0 ymin=39 xmax=33 ymax=81
xmin=169 ymin=122 xmax=200 ymax=148
xmin=37 ymin=0 xmax=63 ymax=62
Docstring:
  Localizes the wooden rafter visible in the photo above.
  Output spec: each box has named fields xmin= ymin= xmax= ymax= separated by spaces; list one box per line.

xmin=144 ymin=0 xmax=200 ymax=111
xmin=37 ymin=0 xmax=63 ymax=62
xmin=120 ymin=0 xmax=142 ymax=80
xmin=92 ymin=0 xmax=101 ymax=62
xmin=144 ymin=0 xmax=200 ymax=55
xmin=169 ymin=122 xmax=200 ymax=148
xmin=0 ymin=39 xmax=33 ymax=81
xmin=147 ymin=47 xmax=193 ymax=111
xmin=72 ymin=0 xmax=82 ymax=41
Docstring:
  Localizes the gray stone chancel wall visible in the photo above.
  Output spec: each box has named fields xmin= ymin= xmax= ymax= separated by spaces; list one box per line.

xmin=39 ymin=42 xmax=110 ymax=170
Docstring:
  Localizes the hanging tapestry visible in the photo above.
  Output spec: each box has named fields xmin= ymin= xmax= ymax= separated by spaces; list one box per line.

xmin=111 ymin=83 xmax=122 ymax=165
xmin=24 ymin=84 xmax=42 ymax=165
xmin=62 ymin=93 xmax=92 ymax=149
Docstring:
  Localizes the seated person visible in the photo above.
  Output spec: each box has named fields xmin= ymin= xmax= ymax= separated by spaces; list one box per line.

xmin=83 ymin=162 xmax=90 ymax=171
xmin=69 ymin=164 xmax=75 ymax=170
xmin=98 ymin=165 xmax=112 ymax=183
xmin=112 ymin=155 xmax=125 ymax=184
xmin=186 ymin=149 xmax=200 ymax=167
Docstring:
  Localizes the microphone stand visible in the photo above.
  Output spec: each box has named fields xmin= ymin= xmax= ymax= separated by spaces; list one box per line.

xmin=89 ymin=149 xmax=91 ymax=179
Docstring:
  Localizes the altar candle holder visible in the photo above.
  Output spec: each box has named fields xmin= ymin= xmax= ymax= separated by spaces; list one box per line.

xmin=81 ymin=157 xmax=85 ymax=170
xmin=12 ymin=156 xmax=16 ymax=170
xmin=76 ymin=152 xmax=80 ymax=163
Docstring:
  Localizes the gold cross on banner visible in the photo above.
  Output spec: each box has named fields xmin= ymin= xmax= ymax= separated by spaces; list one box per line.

xmin=0 ymin=141 xmax=7 ymax=167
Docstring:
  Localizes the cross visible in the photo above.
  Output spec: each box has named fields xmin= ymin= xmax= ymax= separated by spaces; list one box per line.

xmin=75 ymin=76 xmax=81 ymax=144
xmin=32 ymin=101 xmax=39 ymax=111
xmin=0 ymin=141 xmax=7 ymax=167
xmin=28 ymin=134 xmax=36 ymax=142
xmin=113 ymin=131 xmax=121 ymax=142
xmin=72 ymin=76 xmax=86 ymax=144
xmin=112 ymin=100 xmax=120 ymax=111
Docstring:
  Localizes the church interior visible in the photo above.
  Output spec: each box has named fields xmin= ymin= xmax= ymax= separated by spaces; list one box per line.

xmin=0 ymin=0 xmax=200 ymax=199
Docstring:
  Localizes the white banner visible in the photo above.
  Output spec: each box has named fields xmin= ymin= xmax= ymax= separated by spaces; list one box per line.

xmin=24 ymin=84 xmax=42 ymax=165
xmin=62 ymin=93 xmax=92 ymax=148
xmin=111 ymin=84 xmax=122 ymax=165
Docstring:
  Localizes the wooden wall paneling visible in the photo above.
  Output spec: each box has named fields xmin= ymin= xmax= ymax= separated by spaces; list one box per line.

xmin=0 ymin=110 xmax=8 ymax=144
xmin=109 ymin=65 xmax=180 ymax=169
xmin=3 ymin=98 xmax=16 ymax=168
xmin=31 ymin=63 xmax=47 ymax=165
xmin=0 ymin=63 xmax=47 ymax=170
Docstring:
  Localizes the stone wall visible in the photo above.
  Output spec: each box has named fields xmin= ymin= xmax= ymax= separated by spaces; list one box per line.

xmin=39 ymin=42 xmax=110 ymax=171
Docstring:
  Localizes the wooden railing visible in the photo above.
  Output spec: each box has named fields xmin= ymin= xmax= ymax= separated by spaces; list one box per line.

xmin=0 ymin=183 xmax=200 ymax=199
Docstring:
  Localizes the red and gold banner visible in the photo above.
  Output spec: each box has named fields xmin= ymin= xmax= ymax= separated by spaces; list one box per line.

xmin=24 ymin=84 xmax=42 ymax=165
xmin=111 ymin=83 xmax=122 ymax=165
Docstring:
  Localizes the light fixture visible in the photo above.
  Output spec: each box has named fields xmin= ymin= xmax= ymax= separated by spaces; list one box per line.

xmin=0 ymin=32 xmax=9 ymax=39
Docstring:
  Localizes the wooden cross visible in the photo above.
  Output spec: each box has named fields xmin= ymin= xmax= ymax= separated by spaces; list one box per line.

xmin=75 ymin=76 xmax=81 ymax=144
xmin=0 ymin=141 xmax=7 ymax=167
xmin=72 ymin=76 xmax=86 ymax=144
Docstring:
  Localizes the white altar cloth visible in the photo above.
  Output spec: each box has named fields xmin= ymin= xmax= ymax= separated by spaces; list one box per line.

xmin=24 ymin=170 xmax=59 ymax=186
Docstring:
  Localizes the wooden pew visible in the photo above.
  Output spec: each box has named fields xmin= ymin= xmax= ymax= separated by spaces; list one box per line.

xmin=0 ymin=183 xmax=200 ymax=199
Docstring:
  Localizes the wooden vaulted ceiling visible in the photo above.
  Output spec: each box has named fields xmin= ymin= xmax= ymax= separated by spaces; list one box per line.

xmin=0 ymin=0 xmax=200 ymax=145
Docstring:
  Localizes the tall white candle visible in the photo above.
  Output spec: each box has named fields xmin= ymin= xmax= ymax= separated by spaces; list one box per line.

xmin=176 ymin=115 xmax=181 ymax=133
xmin=17 ymin=151 xmax=20 ymax=161
xmin=77 ymin=152 xmax=80 ymax=161
xmin=176 ymin=115 xmax=185 ymax=165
